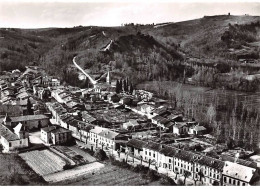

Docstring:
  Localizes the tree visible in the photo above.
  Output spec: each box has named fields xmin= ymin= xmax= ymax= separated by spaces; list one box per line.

xmin=129 ymin=83 xmax=134 ymax=94
xmin=207 ymin=104 xmax=216 ymax=124
xmin=27 ymin=98 xmax=33 ymax=115
xmin=198 ymin=170 xmax=204 ymax=184
xmin=183 ymin=170 xmax=191 ymax=185
xmin=115 ymin=80 xmax=120 ymax=94
xmin=119 ymin=80 xmax=123 ymax=92
xmin=38 ymin=120 xmax=42 ymax=128
xmin=94 ymin=149 xmax=107 ymax=161
xmin=123 ymin=79 xmax=128 ymax=92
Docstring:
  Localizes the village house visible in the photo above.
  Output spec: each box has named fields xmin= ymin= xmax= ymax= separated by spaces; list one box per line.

xmin=222 ymin=161 xmax=258 ymax=186
xmin=98 ymin=129 xmax=123 ymax=151
xmin=122 ymin=119 xmax=141 ymax=130
xmin=0 ymin=114 xmax=29 ymax=152
xmin=143 ymin=141 xmax=161 ymax=165
xmin=81 ymin=111 xmax=97 ymax=123
xmin=50 ymin=78 xmax=60 ymax=87
xmin=194 ymin=155 xmax=224 ymax=185
xmin=173 ymin=122 xmax=189 ymax=135
xmin=41 ymin=126 xmax=57 ymax=144
xmin=88 ymin=126 xmax=108 ymax=151
xmin=188 ymin=125 xmax=207 ymax=135
xmin=151 ymin=115 xmax=171 ymax=130
xmin=139 ymin=104 xmax=155 ymax=118
xmin=50 ymin=127 xmax=72 ymax=145
xmin=126 ymin=138 xmax=146 ymax=159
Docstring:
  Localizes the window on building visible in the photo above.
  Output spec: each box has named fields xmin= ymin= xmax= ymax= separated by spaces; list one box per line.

xmin=153 ymin=153 xmax=155 ymax=158
xmin=9 ymin=143 xmax=12 ymax=147
xmin=145 ymin=151 xmax=147 ymax=155
xmin=169 ymin=164 xmax=171 ymax=169
xmin=181 ymin=164 xmax=183 ymax=168
xmin=20 ymin=140 xmax=22 ymax=144
xmin=242 ymin=183 xmax=245 ymax=186
xmin=210 ymin=172 xmax=212 ymax=177
xmin=237 ymin=181 xmax=240 ymax=186
xmin=169 ymin=159 xmax=171 ymax=163
xmin=217 ymin=175 xmax=219 ymax=180
xmin=224 ymin=177 xmax=226 ymax=183
xmin=229 ymin=178 xmax=231 ymax=184
xmin=149 ymin=152 xmax=151 ymax=156
xmin=233 ymin=180 xmax=236 ymax=185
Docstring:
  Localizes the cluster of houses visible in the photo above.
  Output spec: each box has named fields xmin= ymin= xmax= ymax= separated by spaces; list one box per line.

xmin=126 ymin=138 xmax=259 ymax=186
xmin=0 ymin=66 xmax=259 ymax=186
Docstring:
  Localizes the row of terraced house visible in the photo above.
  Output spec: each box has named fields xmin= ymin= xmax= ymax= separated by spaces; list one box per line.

xmin=126 ymin=139 xmax=259 ymax=186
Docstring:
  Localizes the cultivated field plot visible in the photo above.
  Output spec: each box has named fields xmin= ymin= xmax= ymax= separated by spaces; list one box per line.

xmin=68 ymin=146 xmax=96 ymax=163
xmin=52 ymin=146 xmax=85 ymax=164
xmin=19 ymin=149 xmax=66 ymax=176
xmin=44 ymin=162 xmax=104 ymax=183
xmin=64 ymin=164 xmax=158 ymax=186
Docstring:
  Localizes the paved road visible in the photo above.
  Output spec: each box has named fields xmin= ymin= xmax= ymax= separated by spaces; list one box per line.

xmin=73 ymin=56 xmax=97 ymax=85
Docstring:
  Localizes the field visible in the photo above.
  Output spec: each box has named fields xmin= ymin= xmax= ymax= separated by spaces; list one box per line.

xmin=60 ymin=163 xmax=161 ymax=186
xmin=44 ymin=162 xmax=104 ymax=183
xmin=19 ymin=149 xmax=66 ymax=176
xmin=51 ymin=145 xmax=94 ymax=164
xmin=0 ymin=153 xmax=46 ymax=185
xmin=67 ymin=145 xmax=96 ymax=163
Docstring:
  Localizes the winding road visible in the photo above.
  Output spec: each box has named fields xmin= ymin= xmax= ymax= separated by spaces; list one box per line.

xmin=73 ymin=56 xmax=97 ymax=85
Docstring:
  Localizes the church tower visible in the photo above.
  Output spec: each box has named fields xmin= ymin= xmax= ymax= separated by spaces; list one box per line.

xmin=106 ymin=71 xmax=111 ymax=84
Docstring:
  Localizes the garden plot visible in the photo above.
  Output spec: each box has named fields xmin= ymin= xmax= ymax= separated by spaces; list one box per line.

xmin=44 ymin=162 xmax=104 ymax=183
xmin=68 ymin=145 xmax=96 ymax=163
xmin=52 ymin=146 xmax=85 ymax=164
xmin=19 ymin=149 xmax=66 ymax=176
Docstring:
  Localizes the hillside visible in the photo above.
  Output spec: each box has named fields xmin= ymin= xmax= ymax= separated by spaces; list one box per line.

xmin=142 ymin=15 xmax=260 ymax=60
xmin=0 ymin=15 xmax=260 ymax=91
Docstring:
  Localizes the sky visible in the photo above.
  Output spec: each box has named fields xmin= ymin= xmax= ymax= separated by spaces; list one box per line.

xmin=0 ymin=0 xmax=260 ymax=28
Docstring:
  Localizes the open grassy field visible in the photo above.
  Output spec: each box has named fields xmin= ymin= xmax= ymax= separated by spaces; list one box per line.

xmin=60 ymin=163 xmax=161 ymax=186
xmin=0 ymin=153 xmax=46 ymax=185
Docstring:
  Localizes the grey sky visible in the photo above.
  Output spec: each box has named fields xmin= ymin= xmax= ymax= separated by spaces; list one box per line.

xmin=0 ymin=1 xmax=259 ymax=28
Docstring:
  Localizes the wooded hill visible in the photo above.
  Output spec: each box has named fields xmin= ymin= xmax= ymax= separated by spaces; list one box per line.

xmin=0 ymin=15 xmax=259 ymax=91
